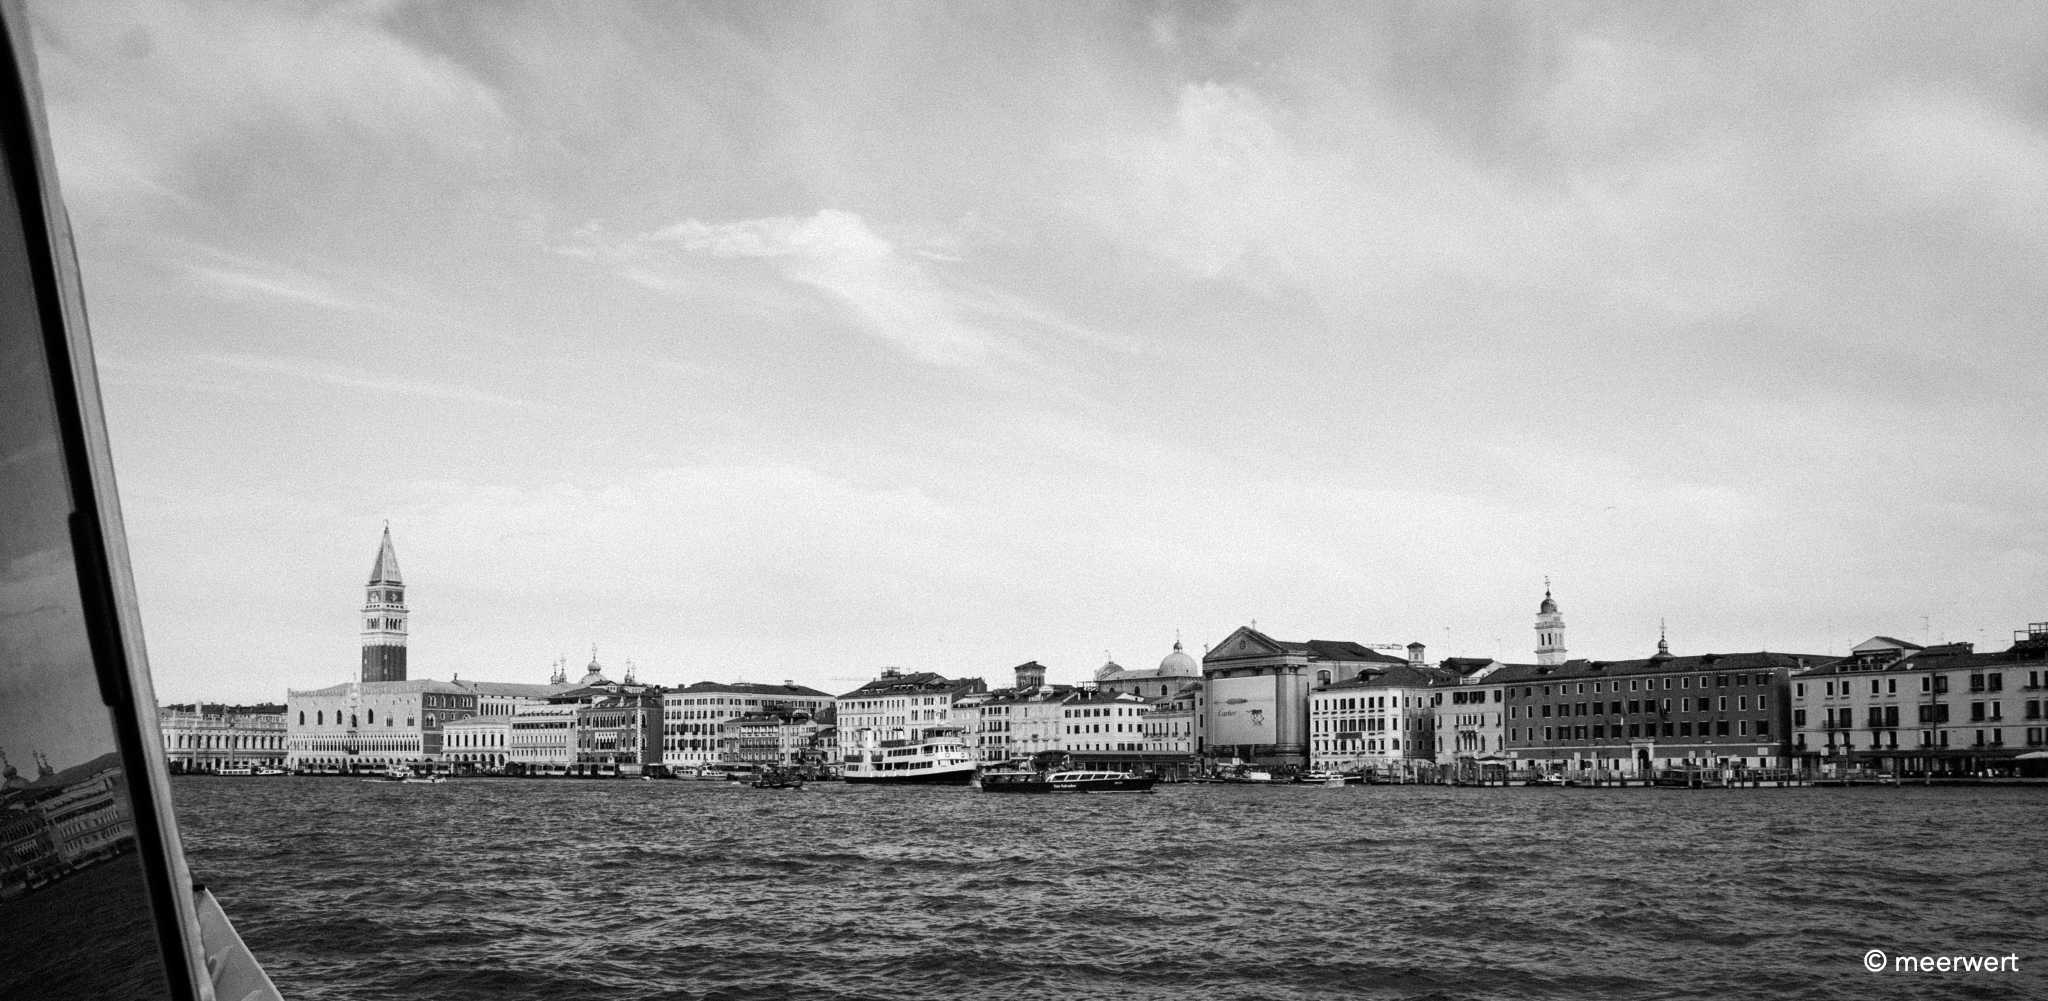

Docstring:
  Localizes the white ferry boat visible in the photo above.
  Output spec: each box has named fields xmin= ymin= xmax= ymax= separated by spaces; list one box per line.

xmin=841 ymin=725 xmax=977 ymax=785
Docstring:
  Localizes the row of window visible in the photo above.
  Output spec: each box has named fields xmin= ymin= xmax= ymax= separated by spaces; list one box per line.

xmin=1805 ymin=670 xmax=2045 ymax=700
xmin=1314 ymin=738 xmax=1402 ymax=752
xmin=1515 ymin=719 xmax=1765 ymax=742
xmin=1311 ymin=695 xmax=1430 ymax=710
xmin=1512 ymin=673 xmax=1768 ymax=699
xmin=164 ymin=734 xmax=284 ymax=749
xmin=1801 ymin=700 xmax=2036 ymax=728
xmin=1802 ymin=728 xmax=2043 ymax=751
xmin=1518 ymin=695 xmax=1768 ymax=719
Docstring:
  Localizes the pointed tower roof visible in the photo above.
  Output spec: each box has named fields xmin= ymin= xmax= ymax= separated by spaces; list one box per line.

xmin=368 ymin=523 xmax=403 ymax=585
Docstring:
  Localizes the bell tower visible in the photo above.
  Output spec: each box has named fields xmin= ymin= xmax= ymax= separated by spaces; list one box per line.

xmin=1535 ymin=578 xmax=1566 ymax=666
xmin=360 ymin=523 xmax=408 ymax=683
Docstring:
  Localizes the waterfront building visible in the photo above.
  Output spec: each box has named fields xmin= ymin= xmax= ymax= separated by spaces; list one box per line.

xmin=1202 ymin=627 xmax=1408 ymax=769
xmin=834 ymin=669 xmax=987 ymax=763
xmin=1142 ymin=683 xmax=1202 ymax=762
xmin=807 ymin=721 xmax=837 ymax=773
xmin=37 ymin=766 xmax=132 ymax=868
xmin=1060 ymin=690 xmax=1179 ymax=772
xmin=722 ymin=707 xmax=828 ymax=768
xmin=285 ymin=679 xmax=480 ymax=772
xmin=1791 ymin=619 xmax=2048 ymax=777
xmin=1489 ymin=631 xmax=1820 ymax=779
xmin=360 ymin=524 xmax=408 ymax=683
xmin=441 ymin=714 xmax=511 ymax=771
xmin=507 ymin=705 xmax=579 ymax=775
xmin=663 ymin=680 xmax=835 ymax=770
xmin=1433 ymin=657 xmax=1519 ymax=782
xmin=0 ymin=797 xmax=53 ymax=892
xmin=574 ymin=691 xmax=663 ymax=776
xmin=155 ymin=707 xmax=287 ymax=774
xmin=0 ymin=752 xmax=133 ymax=892
xmin=964 ymin=661 xmax=1082 ymax=763
xmin=1308 ymin=655 xmax=1457 ymax=779
xmin=537 ymin=657 xmax=666 ymax=776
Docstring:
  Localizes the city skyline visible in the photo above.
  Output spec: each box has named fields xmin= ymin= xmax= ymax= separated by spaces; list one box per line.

xmin=27 ymin=3 xmax=2048 ymax=705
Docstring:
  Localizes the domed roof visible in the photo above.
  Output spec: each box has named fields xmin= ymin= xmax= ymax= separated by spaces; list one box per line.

xmin=1094 ymin=657 xmax=1123 ymax=681
xmin=1158 ymin=639 xmax=1199 ymax=677
xmin=1538 ymin=588 xmax=1558 ymax=615
xmin=579 ymin=646 xmax=609 ymax=686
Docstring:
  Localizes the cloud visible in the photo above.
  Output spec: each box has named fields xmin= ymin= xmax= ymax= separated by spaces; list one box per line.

xmin=201 ymin=353 xmax=533 ymax=409
xmin=188 ymin=264 xmax=358 ymax=312
xmin=563 ymin=209 xmax=1128 ymax=370
xmin=31 ymin=1 xmax=512 ymax=211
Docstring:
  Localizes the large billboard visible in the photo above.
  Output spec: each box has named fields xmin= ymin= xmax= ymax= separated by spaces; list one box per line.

xmin=1207 ymin=673 xmax=1287 ymax=751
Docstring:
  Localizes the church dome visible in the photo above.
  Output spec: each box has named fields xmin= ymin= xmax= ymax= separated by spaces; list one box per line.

xmin=1094 ymin=657 xmax=1123 ymax=681
xmin=1158 ymin=639 xmax=1198 ymax=677
xmin=579 ymin=649 xmax=609 ymax=686
xmin=1538 ymin=589 xmax=1558 ymax=615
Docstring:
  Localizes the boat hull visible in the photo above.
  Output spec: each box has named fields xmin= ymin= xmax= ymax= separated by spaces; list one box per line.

xmin=842 ymin=765 xmax=977 ymax=785
xmin=979 ymin=774 xmax=1157 ymax=794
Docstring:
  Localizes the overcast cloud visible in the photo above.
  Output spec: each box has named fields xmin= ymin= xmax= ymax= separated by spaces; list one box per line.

xmin=28 ymin=2 xmax=2048 ymax=703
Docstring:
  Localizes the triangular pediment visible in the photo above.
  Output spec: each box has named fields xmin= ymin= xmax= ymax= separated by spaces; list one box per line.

xmin=1204 ymin=626 xmax=1288 ymax=663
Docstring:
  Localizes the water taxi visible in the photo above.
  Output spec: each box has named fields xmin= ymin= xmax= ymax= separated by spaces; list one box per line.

xmin=978 ymin=768 xmax=1156 ymax=794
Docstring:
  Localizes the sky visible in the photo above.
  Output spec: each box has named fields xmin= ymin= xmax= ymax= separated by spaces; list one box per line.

xmin=23 ymin=1 xmax=2048 ymax=706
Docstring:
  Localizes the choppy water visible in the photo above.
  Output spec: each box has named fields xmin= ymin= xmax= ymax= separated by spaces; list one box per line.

xmin=171 ymin=778 xmax=2048 ymax=1001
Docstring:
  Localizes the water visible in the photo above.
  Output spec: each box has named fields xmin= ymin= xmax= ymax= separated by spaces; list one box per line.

xmin=172 ymin=778 xmax=2048 ymax=1000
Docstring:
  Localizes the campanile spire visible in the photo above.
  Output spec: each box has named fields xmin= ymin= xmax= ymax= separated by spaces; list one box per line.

xmin=360 ymin=523 xmax=409 ymax=682
xmin=1535 ymin=578 xmax=1567 ymax=666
